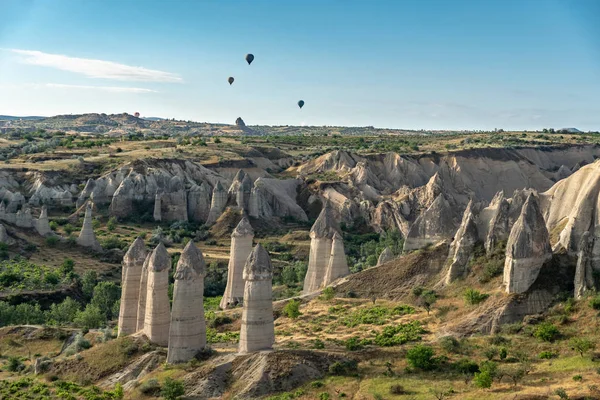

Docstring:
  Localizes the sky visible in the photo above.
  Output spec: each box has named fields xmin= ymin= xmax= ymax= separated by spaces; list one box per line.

xmin=0 ymin=0 xmax=599 ymax=131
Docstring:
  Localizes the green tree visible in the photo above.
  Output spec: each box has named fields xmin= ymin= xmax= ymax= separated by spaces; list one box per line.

xmin=59 ymin=258 xmax=75 ymax=277
xmin=283 ymin=299 xmax=301 ymax=319
xmin=107 ymin=217 xmax=117 ymax=232
xmin=533 ymin=322 xmax=560 ymax=342
xmin=47 ymin=297 xmax=81 ymax=325
xmin=570 ymin=338 xmax=595 ymax=357
xmin=161 ymin=377 xmax=185 ymax=400
xmin=91 ymin=281 xmax=120 ymax=319
xmin=81 ymin=270 xmax=98 ymax=300
xmin=473 ymin=371 xmax=493 ymax=389
xmin=406 ymin=345 xmax=436 ymax=370
xmin=74 ymin=304 xmax=106 ymax=329
xmin=366 ymin=255 xmax=378 ymax=266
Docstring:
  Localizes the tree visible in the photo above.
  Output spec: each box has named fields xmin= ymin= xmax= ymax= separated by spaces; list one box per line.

xmin=81 ymin=270 xmax=98 ymax=300
xmin=107 ymin=217 xmax=117 ymax=232
xmin=283 ymin=299 xmax=301 ymax=319
xmin=533 ymin=322 xmax=560 ymax=342
xmin=570 ymin=338 xmax=595 ymax=357
xmin=473 ymin=370 xmax=493 ymax=389
xmin=47 ymin=297 xmax=81 ymax=325
xmin=74 ymin=304 xmax=106 ymax=329
xmin=161 ymin=377 xmax=185 ymax=400
xmin=91 ymin=281 xmax=120 ymax=319
xmin=417 ymin=290 xmax=437 ymax=315
xmin=406 ymin=345 xmax=436 ymax=370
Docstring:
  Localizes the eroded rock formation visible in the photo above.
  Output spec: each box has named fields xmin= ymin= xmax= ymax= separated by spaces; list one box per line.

xmin=118 ymin=238 xmax=147 ymax=337
xmin=35 ymin=206 xmax=52 ymax=236
xmin=168 ymin=241 xmax=207 ymax=363
xmin=77 ymin=203 xmax=101 ymax=251
xmin=503 ymin=194 xmax=552 ymax=294
xmin=403 ymin=194 xmax=457 ymax=251
xmin=445 ymin=200 xmax=478 ymax=284
xmin=239 ymin=244 xmax=274 ymax=353
xmin=143 ymin=243 xmax=171 ymax=346
xmin=323 ymin=232 xmax=350 ymax=286
xmin=136 ymin=253 xmax=152 ymax=332
xmin=207 ymin=181 xmax=227 ymax=224
xmin=188 ymin=182 xmax=211 ymax=223
xmin=303 ymin=202 xmax=339 ymax=294
xmin=220 ymin=217 xmax=254 ymax=309
xmin=377 ymin=247 xmax=394 ymax=266
xmin=574 ymin=232 xmax=596 ymax=299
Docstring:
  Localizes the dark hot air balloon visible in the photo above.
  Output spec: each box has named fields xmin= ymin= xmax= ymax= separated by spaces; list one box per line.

xmin=228 ymin=77 xmax=234 ymax=85
xmin=245 ymin=53 xmax=254 ymax=65
xmin=134 ymin=112 xmax=140 ymax=118
xmin=297 ymin=100 xmax=305 ymax=109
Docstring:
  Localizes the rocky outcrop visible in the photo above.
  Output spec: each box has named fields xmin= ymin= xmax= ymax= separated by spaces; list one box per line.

xmin=484 ymin=192 xmax=510 ymax=254
xmin=248 ymin=178 xmax=307 ymax=221
xmin=445 ymin=200 xmax=478 ymax=284
xmin=35 ymin=206 xmax=52 ymax=236
xmin=118 ymin=238 xmax=148 ymax=337
xmin=158 ymin=176 xmax=188 ymax=222
xmin=136 ymin=253 xmax=152 ymax=332
xmin=77 ymin=203 xmax=101 ymax=251
xmin=143 ymin=243 xmax=171 ymax=346
xmin=207 ymin=182 xmax=227 ymax=224
xmin=228 ymin=170 xmax=253 ymax=210
xmin=303 ymin=202 xmax=339 ymax=294
xmin=16 ymin=207 xmax=33 ymax=228
xmin=187 ymin=182 xmax=211 ymax=223
xmin=168 ymin=241 xmax=206 ymax=363
xmin=574 ymin=232 xmax=596 ymax=299
xmin=153 ymin=193 xmax=162 ymax=222
xmin=239 ymin=244 xmax=274 ymax=354
xmin=322 ymin=232 xmax=350 ymax=286
xmin=503 ymin=194 xmax=552 ymax=294
xmin=403 ymin=194 xmax=457 ymax=251
xmin=0 ymin=223 xmax=15 ymax=245
xmin=220 ymin=217 xmax=254 ymax=310
xmin=377 ymin=247 xmax=394 ymax=266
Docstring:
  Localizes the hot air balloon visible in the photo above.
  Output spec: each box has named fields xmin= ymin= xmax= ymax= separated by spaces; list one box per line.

xmin=228 ymin=77 xmax=234 ymax=85
xmin=134 ymin=112 xmax=140 ymax=118
xmin=297 ymin=100 xmax=305 ymax=109
xmin=245 ymin=53 xmax=254 ymax=65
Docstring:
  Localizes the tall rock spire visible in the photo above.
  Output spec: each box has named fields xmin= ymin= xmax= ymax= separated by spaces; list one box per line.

xmin=445 ymin=200 xmax=479 ymax=284
xmin=118 ymin=238 xmax=147 ymax=336
xmin=303 ymin=201 xmax=338 ymax=294
xmin=207 ymin=181 xmax=227 ymax=224
xmin=220 ymin=216 xmax=254 ymax=309
xmin=77 ymin=203 xmax=101 ymax=251
xmin=377 ymin=247 xmax=394 ymax=266
xmin=167 ymin=241 xmax=207 ymax=363
xmin=188 ymin=182 xmax=211 ymax=223
xmin=323 ymin=232 xmax=350 ymax=286
xmin=143 ymin=243 xmax=171 ymax=346
xmin=35 ymin=206 xmax=52 ymax=236
xmin=574 ymin=232 xmax=596 ymax=299
xmin=136 ymin=253 xmax=152 ymax=332
xmin=503 ymin=194 xmax=551 ymax=294
xmin=238 ymin=244 xmax=274 ymax=353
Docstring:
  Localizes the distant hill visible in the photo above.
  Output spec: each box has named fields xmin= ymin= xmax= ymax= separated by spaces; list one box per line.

xmin=142 ymin=117 xmax=166 ymax=121
xmin=0 ymin=115 xmax=46 ymax=121
xmin=559 ymin=127 xmax=582 ymax=133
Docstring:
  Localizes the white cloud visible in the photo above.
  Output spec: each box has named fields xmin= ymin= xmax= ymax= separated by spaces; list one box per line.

xmin=7 ymin=49 xmax=182 ymax=82
xmin=45 ymin=83 xmax=158 ymax=93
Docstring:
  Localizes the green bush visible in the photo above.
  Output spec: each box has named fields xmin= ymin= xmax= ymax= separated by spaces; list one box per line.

xmin=473 ymin=370 xmax=493 ymax=389
xmin=344 ymin=337 xmax=364 ymax=351
xmin=463 ymin=288 xmax=489 ymax=305
xmin=107 ymin=217 xmax=117 ymax=232
xmin=47 ymin=297 xmax=81 ymax=325
xmin=589 ymin=295 xmax=600 ymax=310
xmin=45 ymin=236 xmax=59 ymax=247
xmin=373 ymin=321 xmax=424 ymax=347
xmin=139 ymin=379 xmax=161 ymax=395
xmin=533 ymin=322 xmax=560 ymax=342
xmin=161 ymin=377 xmax=185 ymax=400
xmin=6 ymin=356 xmax=24 ymax=372
xmin=570 ymin=338 xmax=595 ymax=357
xmin=311 ymin=339 xmax=325 ymax=349
xmin=328 ymin=360 xmax=357 ymax=376
xmin=453 ymin=358 xmax=479 ymax=374
xmin=283 ymin=299 xmax=301 ymax=319
xmin=322 ymin=287 xmax=335 ymax=301
xmin=439 ymin=336 xmax=461 ymax=353
xmin=341 ymin=305 xmax=414 ymax=327
xmin=406 ymin=345 xmax=436 ymax=370
xmin=74 ymin=304 xmax=106 ymax=329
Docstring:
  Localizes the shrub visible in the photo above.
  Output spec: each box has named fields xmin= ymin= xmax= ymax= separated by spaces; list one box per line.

xmin=366 ymin=255 xmax=378 ymax=266
xmin=106 ymin=217 xmax=117 ymax=232
xmin=318 ymin=393 xmax=329 ymax=400
xmin=589 ymin=295 xmax=600 ymax=310
xmin=533 ymin=322 xmax=560 ymax=342
xmin=47 ymin=297 xmax=81 ymax=325
xmin=473 ymin=370 xmax=493 ymax=389
xmin=91 ymin=281 xmax=120 ymax=319
xmin=6 ymin=356 xmax=24 ymax=372
xmin=328 ymin=360 xmax=358 ymax=376
xmin=45 ymin=236 xmax=59 ymax=247
xmin=63 ymin=224 xmax=75 ymax=235
xmin=499 ymin=347 xmax=508 ymax=360
xmin=344 ymin=337 xmax=364 ymax=351
xmin=389 ymin=384 xmax=406 ymax=395
xmin=311 ymin=339 xmax=325 ymax=349
xmin=554 ymin=388 xmax=569 ymax=400
xmin=573 ymin=374 xmax=582 ymax=382
xmin=161 ymin=378 xmax=185 ymax=400
xmin=484 ymin=347 xmax=498 ymax=360
xmin=283 ymin=299 xmax=301 ymax=319
xmin=74 ymin=304 xmax=106 ymax=329
xmin=406 ymin=345 xmax=436 ymax=370
xmin=463 ymin=289 xmax=489 ymax=305
xmin=439 ymin=336 xmax=460 ymax=353
xmin=412 ymin=286 xmax=424 ymax=297
xmin=139 ymin=379 xmax=161 ymax=395
xmin=322 ymin=287 xmax=335 ymax=301
xmin=454 ymin=358 xmax=479 ymax=374
xmin=81 ymin=270 xmax=97 ymax=299
xmin=570 ymin=338 xmax=595 ymax=357
xmin=373 ymin=321 xmax=424 ymax=347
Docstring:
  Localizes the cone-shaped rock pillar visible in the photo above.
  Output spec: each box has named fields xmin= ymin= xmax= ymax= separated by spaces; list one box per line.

xmin=0 ymin=223 xmax=14 ymax=245
xmin=77 ymin=203 xmax=102 ymax=251
xmin=207 ymin=182 xmax=227 ymax=224
xmin=188 ymin=182 xmax=211 ymax=223
xmin=323 ymin=232 xmax=350 ymax=286
xmin=167 ymin=241 xmax=207 ymax=363
xmin=117 ymin=238 xmax=147 ymax=336
xmin=574 ymin=232 xmax=596 ymax=299
xmin=303 ymin=202 xmax=339 ymax=294
xmin=503 ymin=194 xmax=552 ymax=294
xmin=220 ymin=217 xmax=254 ymax=309
xmin=136 ymin=253 xmax=152 ymax=332
xmin=143 ymin=243 xmax=171 ymax=346
xmin=238 ymin=244 xmax=274 ymax=353
xmin=445 ymin=200 xmax=479 ymax=284
xmin=153 ymin=192 xmax=162 ymax=222
xmin=35 ymin=206 xmax=52 ymax=236
xmin=377 ymin=247 xmax=394 ymax=266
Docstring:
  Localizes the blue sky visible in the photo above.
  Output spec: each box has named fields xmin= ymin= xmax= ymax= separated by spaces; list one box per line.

xmin=1 ymin=0 xmax=599 ymax=130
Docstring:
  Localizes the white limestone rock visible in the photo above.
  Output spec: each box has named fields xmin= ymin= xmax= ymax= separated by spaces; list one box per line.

xmin=403 ymin=194 xmax=457 ymax=251
xmin=136 ymin=253 xmax=152 ymax=332
xmin=238 ymin=244 xmax=274 ymax=354
xmin=574 ymin=232 xmax=596 ymax=299
xmin=167 ymin=241 xmax=207 ymax=363
xmin=220 ymin=217 xmax=254 ymax=309
xmin=303 ymin=202 xmax=338 ymax=294
xmin=445 ymin=200 xmax=479 ymax=284
xmin=143 ymin=243 xmax=171 ymax=346
xmin=323 ymin=232 xmax=350 ymax=286
xmin=35 ymin=206 xmax=52 ymax=236
xmin=207 ymin=181 xmax=227 ymax=224
xmin=118 ymin=238 xmax=148 ymax=337
xmin=377 ymin=247 xmax=394 ymax=266
xmin=187 ymin=182 xmax=211 ymax=223
xmin=0 ymin=223 xmax=15 ymax=245
xmin=77 ymin=203 xmax=102 ymax=251
xmin=503 ymin=194 xmax=552 ymax=294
